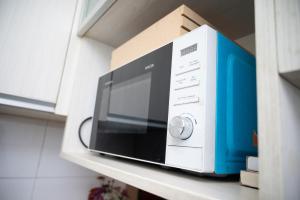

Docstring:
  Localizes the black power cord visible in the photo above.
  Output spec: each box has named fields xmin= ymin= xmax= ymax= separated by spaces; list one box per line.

xmin=78 ymin=116 xmax=92 ymax=148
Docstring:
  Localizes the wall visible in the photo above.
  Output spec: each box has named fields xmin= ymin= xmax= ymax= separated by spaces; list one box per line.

xmin=61 ymin=38 xmax=113 ymax=155
xmin=0 ymin=114 xmax=99 ymax=200
xmin=55 ymin=0 xmax=114 ymax=117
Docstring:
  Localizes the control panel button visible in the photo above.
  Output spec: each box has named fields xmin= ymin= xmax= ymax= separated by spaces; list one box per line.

xmin=174 ymin=96 xmax=200 ymax=106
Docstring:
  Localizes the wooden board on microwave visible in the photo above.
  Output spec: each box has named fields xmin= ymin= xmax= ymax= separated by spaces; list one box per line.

xmin=110 ymin=5 xmax=211 ymax=69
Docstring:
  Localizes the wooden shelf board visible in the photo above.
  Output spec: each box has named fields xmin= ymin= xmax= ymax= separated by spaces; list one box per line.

xmin=61 ymin=152 xmax=258 ymax=200
xmin=80 ymin=0 xmax=255 ymax=47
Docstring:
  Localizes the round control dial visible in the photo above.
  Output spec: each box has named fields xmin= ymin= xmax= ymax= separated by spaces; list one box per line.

xmin=169 ymin=116 xmax=193 ymax=140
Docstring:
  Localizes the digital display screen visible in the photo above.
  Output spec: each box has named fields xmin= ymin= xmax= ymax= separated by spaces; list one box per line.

xmin=181 ymin=43 xmax=197 ymax=56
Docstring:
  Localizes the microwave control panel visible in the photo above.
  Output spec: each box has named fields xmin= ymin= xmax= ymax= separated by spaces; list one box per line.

xmin=165 ymin=25 xmax=217 ymax=173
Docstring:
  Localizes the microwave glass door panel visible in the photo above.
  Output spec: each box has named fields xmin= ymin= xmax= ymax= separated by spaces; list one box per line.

xmin=90 ymin=43 xmax=173 ymax=164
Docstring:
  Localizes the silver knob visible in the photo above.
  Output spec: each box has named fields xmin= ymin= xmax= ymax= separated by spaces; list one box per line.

xmin=169 ymin=116 xmax=193 ymax=140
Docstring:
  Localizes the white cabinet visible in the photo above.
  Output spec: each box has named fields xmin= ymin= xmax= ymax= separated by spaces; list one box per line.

xmin=0 ymin=0 xmax=77 ymax=112
xmin=255 ymin=0 xmax=300 ymax=199
xmin=78 ymin=0 xmax=115 ymax=37
xmin=275 ymin=0 xmax=300 ymax=88
xmin=61 ymin=0 xmax=300 ymax=199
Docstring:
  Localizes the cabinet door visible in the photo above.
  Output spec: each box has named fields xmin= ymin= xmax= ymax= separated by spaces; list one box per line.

xmin=0 ymin=0 xmax=77 ymax=104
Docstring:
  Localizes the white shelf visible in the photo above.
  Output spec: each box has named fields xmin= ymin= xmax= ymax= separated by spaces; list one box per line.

xmin=0 ymin=102 xmax=65 ymax=122
xmin=280 ymin=70 xmax=300 ymax=89
xmin=79 ymin=0 xmax=255 ymax=47
xmin=61 ymin=152 xmax=258 ymax=200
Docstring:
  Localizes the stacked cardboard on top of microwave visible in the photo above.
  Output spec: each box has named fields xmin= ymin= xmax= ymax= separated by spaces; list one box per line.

xmin=240 ymin=156 xmax=259 ymax=189
xmin=110 ymin=5 xmax=212 ymax=69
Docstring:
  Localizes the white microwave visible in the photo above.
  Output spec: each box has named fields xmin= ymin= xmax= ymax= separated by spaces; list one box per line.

xmin=89 ymin=25 xmax=257 ymax=174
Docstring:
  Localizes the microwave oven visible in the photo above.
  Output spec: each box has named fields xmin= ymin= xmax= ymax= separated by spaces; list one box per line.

xmin=89 ymin=25 xmax=257 ymax=174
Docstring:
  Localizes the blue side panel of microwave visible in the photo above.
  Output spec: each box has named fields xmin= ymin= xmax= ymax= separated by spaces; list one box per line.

xmin=214 ymin=33 xmax=258 ymax=174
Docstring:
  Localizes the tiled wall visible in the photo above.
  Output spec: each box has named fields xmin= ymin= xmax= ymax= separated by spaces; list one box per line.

xmin=0 ymin=114 xmax=100 ymax=200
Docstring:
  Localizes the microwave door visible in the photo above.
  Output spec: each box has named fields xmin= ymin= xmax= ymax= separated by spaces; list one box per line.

xmin=104 ymin=113 xmax=167 ymax=134
xmin=90 ymin=43 xmax=173 ymax=164
xmin=104 ymin=114 xmax=149 ymax=134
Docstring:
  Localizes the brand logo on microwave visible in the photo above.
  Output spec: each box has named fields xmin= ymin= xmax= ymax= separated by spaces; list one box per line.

xmin=145 ymin=64 xmax=155 ymax=70
xmin=105 ymin=81 xmax=113 ymax=86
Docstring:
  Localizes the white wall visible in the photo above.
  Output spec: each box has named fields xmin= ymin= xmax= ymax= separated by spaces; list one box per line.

xmin=62 ymin=38 xmax=113 ymax=154
xmin=0 ymin=114 xmax=99 ymax=200
xmin=55 ymin=0 xmax=114 ymax=117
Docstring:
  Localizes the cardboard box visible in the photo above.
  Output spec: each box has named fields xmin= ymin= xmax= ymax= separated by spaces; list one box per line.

xmin=110 ymin=5 xmax=211 ymax=69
